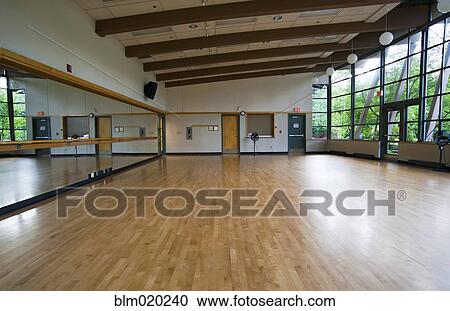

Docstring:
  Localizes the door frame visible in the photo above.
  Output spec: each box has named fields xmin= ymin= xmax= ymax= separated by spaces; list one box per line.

xmin=288 ymin=113 xmax=306 ymax=152
xmin=221 ymin=114 xmax=240 ymax=154
xmin=95 ymin=115 xmax=112 ymax=155
xmin=380 ymin=102 xmax=407 ymax=157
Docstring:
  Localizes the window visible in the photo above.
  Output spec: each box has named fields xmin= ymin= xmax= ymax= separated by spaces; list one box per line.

xmin=354 ymin=54 xmax=381 ymax=140
xmin=312 ymin=84 xmax=328 ymax=139
xmin=12 ymin=89 xmax=27 ymax=141
xmin=331 ymin=67 xmax=352 ymax=139
xmin=246 ymin=113 xmax=274 ymax=137
xmin=423 ymin=18 xmax=450 ymax=142
xmin=0 ymin=77 xmax=11 ymax=142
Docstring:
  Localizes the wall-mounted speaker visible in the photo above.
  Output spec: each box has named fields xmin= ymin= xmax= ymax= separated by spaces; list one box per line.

xmin=144 ymin=81 xmax=158 ymax=100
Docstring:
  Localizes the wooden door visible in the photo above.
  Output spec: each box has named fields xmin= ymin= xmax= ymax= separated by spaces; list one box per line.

xmin=96 ymin=117 xmax=112 ymax=155
xmin=222 ymin=115 xmax=239 ymax=153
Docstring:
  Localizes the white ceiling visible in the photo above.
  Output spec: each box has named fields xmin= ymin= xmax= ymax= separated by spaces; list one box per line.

xmin=73 ymin=0 xmax=399 ymax=68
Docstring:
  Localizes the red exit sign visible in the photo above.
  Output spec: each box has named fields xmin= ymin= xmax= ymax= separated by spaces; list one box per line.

xmin=293 ymin=107 xmax=301 ymax=113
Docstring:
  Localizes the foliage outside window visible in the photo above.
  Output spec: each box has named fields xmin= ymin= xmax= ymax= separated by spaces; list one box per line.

xmin=0 ymin=76 xmax=27 ymax=142
xmin=354 ymin=54 xmax=381 ymax=140
xmin=312 ymin=84 xmax=328 ymax=139
xmin=330 ymin=67 xmax=352 ymax=139
xmin=0 ymin=77 xmax=11 ymax=142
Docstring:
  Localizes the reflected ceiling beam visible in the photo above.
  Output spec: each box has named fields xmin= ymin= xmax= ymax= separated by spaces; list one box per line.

xmin=156 ymin=50 xmax=370 ymax=81
xmin=127 ymin=6 xmax=427 ymax=58
xmin=165 ymin=64 xmax=340 ymax=88
xmin=144 ymin=32 xmax=385 ymax=71
xmin=96 ymin=0 xmax=400 ymax=37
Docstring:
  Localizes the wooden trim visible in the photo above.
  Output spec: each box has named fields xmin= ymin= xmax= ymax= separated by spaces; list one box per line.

xmin=0 ymin=48 xmax=165 ymax=114
xmin=96 ymin=0 xmax=399 ymax=36
xmin=0 ymin=137 xmax=158 ymax=153
xmin=127 ymin=6 xmax=428 ymax=58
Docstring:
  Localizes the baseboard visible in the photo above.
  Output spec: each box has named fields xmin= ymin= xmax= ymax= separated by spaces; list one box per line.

xmin=398 ymin=159 xmax=450 ymax=169
xmin=0 ymin=155 xmax=162 ymax=218
xmin=329 ymin=150 xmax=347 ymax=156
xmin=305 ymin=151 xmax=329 ymax=155
xmin=112 ymin=153 xmax=158 ymax=156
xmin=240 ymin=152 xmax=289 ymax=155
xmin=167 ymin=152 xmax=222 ymax=156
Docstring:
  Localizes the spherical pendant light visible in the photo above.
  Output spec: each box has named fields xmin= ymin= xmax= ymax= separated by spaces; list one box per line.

xmin=326 ymin=67 xmax=335 ymax=76
xmin=347 ymin=53 xmax=358 ymax=64
xmin=437 ymin=0 xmax=450 ymax=13
xmin=379 ymin=31 xmax=394 ymax=46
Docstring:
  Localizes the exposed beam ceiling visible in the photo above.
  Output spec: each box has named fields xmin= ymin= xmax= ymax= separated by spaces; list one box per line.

xmin=96 ymin=0 xmax=400 ymax=37
xmin=144 ymin=32 xmax=387 ymax=71
xmin=156 ymin=50 xmax=371 ymax=81
xmin=126 ymin=6 xmax=427 ymax=58
xmin=165 ymin=64 xmax=337 ymax=88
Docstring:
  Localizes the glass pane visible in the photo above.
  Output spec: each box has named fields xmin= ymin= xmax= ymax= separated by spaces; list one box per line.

xmin=408 ymin=77 xmax=420 ymax=99
xmin=385 ymin=59 xmax=407 ymax=84
xmin=426 ymin=44 xmax=443 ymax=73
xmin=354 ymin=107 xmax=379 ymax=125
xmin=442 ymin=94 xmax=450 ymax=119
xmin=407 ymin=105 xmax=419 ymax=122
xmin=13 ymin=103 xmax=26 ymax=116
xmin=425 ymin=96 xmax=441 ymax=120
xmin=14 ymin=130 xmax=27 ymax=141
xmin=387 ymin=142 xmax=399 ymax=155
xmin=442 ymin=67 xmax=450 ymax=93
xmin=331 ymin=110 xmax=351 ymax=126
xmin=0 ymin=128 xmax=11 ymax=142
xmin=408 ymin=53 xmax=421 ymax=77
xmin=14 ymin=116 xmax=27 ymax=130
xmin=355 ymin=88 xmax=381 ymax=109
xmin=332 ymin=79 xmax=351 ymax=97
xmin=409 ymin=32 xmax=422 ymax=55
xmin=332 ymin=67 xmax=352 ymax=83
xmin=428 ymin=20 xmax=445 ymax=47
xmin=354 ymin=124 xmax=379 ymax=140
xmin=424 ymin=121 xmax=439 ymax=142
xmin=312 ymin=113 xmax=327 ymax=128
xmin=0 ymin=77 xmax=7 ymax=89
xmin=355 ymin=53 xmax=380 ymax=75
xmin=388 ymin=110 xmax=401 ymax=123
xmin=384 ymin=81 xmax=407 ymax=103
xmin=406 ymin=122 xmax=419 ymax=142
xmin=442 ymin=121 xmax=450 ymax=132
xmin=331 ymin=126 xmax=351 ymax=139
xmin=312 ymin=98 xmax=327 ymax=113
xmin=386 ymin=38 xmax=408 ymax=64
xmin=388 ymin=124 xmax=400 ymax=140
xmin=312 ymin=85 xmax=327 ymax=98
xmin=312 ymin=127 xmax=327 ymax=139
xmin=355 ymin=69 xmax=380 ymax=91
xmin=12 ymin=90 xmax=25 ymax=103
xmin=426 ymin=71 xmax=441 ymax=97
xmin=331 ymin=95 xmax=351 ymax=111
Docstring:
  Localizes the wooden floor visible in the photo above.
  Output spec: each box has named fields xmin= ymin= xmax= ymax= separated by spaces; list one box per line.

xmin=0 ymin=155 xmax=449 ymax=290
xmin=0 ymin=155 xmax=155 ymax=207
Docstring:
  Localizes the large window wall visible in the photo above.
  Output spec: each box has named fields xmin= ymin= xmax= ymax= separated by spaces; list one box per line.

xmin=328 ymin=13 xmax=450 ymax=147
xmin=0 ymin=75 xmax=27 ymax=142
xmin=0 ymin=77 xmax=10 ymax=141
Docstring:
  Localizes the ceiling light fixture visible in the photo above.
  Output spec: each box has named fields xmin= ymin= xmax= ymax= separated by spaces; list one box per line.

xmin=326 ymin=56 xmax=335 ymax=76
xmin=189 ymin=24 xmax=198 ymax=29
xmin=347 ymin=40 xmax=358 ymax=64
xmin=437 ymin=0 xmax=450 ymax=13
xmin=379 ymin=9 xmax=393 ymax=46
xmin=273 ymin=15 xmax=283 ymax=21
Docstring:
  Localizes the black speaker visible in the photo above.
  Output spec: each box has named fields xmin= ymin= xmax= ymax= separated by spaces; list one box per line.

xmin=144 ymin=81 xmax=158 ymax=99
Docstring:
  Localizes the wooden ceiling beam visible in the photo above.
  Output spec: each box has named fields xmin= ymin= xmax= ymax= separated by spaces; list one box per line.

xmin=156 ymin=50 xmax=369 ymax=81
xmin=144 ymin=32 xmax=385 ymax=71
xmin=165 ymin=64 xmax=339 ymax=88
xmin=96 ymin=0 xmax=400 ymax=37
xmin=127 ymin=6 xmax=427 ymax=58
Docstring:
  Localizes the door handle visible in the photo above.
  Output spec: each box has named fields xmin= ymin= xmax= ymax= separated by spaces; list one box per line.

xmin=289 ymin=134 xmax=304 ymax=137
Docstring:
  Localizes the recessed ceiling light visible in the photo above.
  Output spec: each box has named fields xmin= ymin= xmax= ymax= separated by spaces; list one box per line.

xmin=189 ymin=24 xmax=198 ymax=29
xmin=262 ymin=40 xmax=271 ymax=44
xmin=273 ymin=15 xmax=283 ymax=21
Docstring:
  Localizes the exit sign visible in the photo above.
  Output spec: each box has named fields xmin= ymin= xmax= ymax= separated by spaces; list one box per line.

xmin=293 ymin=107 xmax=301 ymax=113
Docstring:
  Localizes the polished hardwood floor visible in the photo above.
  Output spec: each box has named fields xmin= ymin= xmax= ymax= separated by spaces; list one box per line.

xmin=0 ymin=155 xmax=449 ymax=290
xmin=0 ymin=155 xmax=155 ymax=207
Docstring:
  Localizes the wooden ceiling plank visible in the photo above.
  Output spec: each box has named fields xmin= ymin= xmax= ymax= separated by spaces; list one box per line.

xmin=156 ymin=50 xmax=370 ymax=81
xmin=127 ymin=6 xmax=427 ymax=58
xmin=164 ymin=64 xmax=340 ymax=88
xmin=96 ymin=0 xmax=400 ymax=36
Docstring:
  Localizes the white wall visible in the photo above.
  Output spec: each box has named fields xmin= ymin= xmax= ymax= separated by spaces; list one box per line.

xmin=0 ymin=0 xmax=165 ymax=111
xmin=112 ymin=115 xmax=159 ymax=154
xmin=165 ymin=73 xmax=326 ymax=153
xmin=166 ymin=114 xmax=222 ymax=153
